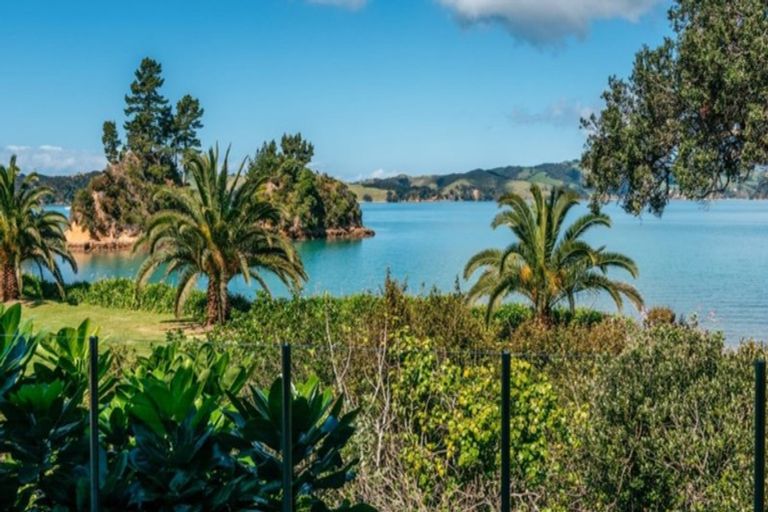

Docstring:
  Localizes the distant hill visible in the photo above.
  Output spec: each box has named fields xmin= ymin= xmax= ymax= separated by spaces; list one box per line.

xmin=349 ymin=161 xmax=586 ymax=202
xmin=350 ymin=160 xmax=768 ymax=203
xmin=21 ymin=171 xmax=102 ymax=205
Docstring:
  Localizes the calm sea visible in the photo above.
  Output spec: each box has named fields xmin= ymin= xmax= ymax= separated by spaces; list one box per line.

xmin=46 ymin=201 xmax=768 ymax=343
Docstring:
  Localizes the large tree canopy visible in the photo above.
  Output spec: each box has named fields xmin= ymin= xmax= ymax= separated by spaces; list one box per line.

xmin=582 ymin=0 xmax=768 ymax=215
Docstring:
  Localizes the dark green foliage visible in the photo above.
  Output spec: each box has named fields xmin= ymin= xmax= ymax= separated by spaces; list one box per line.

xmin=102 ymin=121 xmax=121 ymax=164
xmin=582 ymin=0 xmax=768 ymax=215
xmin=249 ymin=133 xmax=366 ymax=238
xmin=581 ymin=326 xmax=754 ymax=510
xmin=0 ymin=306 xmax=374 ymax=511
xmin=136 ymin=146 xmax=306 ymax=325
xmin=227 ymin=377 xmax=372 ymax=511
xmin=172 ymin=94 xmax=204 ymax=171
xmin=22 ymin=274 xmax=208 ymax=317
xmin=0 ymin=305 xmax=99 ymax=511
xmin=123 ymin=57 xmax=176 ymax=183
xmin=117 ymin=364 xmax=256 ymax=510
xmin=0 ymin=156 xmax=76 ymax=301
xmin=0 ymin=305 xmax=38 ymax=400
xmin=21 ymin=171 xmax=101 ymax=205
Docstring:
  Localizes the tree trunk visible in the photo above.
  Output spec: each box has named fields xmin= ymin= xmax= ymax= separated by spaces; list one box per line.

xmin=2 ymin=264 xmax=19 ymax=302
xmin=206 ymin=278 xmax=221 ymax=326
xmin=205 ymin=277 xmax=230 ymax=326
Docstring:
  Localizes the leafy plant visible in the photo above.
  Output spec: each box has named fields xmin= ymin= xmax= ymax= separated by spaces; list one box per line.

xmin=390 ymin=334 xmax=569 ymax=500
xmin=227 ymin=377 xmax=375 ymax=512
xmin=0 ymin=304 xmax=38 ymax=399
xmin=114 ymin=364 xmax=259 ymax=511
xmin=0 ymin=305 xmax=100 ymax=511
xmin=464 ymin=184 xmax=643 ymax=323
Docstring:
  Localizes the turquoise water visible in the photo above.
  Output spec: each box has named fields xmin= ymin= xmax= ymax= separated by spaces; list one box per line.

xmin=47 ymin=201 xmax=768 ymax=343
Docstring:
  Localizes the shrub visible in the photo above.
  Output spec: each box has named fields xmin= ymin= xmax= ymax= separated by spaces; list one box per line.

xmin=390 ymin=334 xmax=570 ymax=504
xmin=644 ymin=306 xmax=676 ymax=327
xmin=580 ymin=325 xmax=753 ymax=510
xmin=0 ymin=304 xmax=100 ymax=510
xmin=22 ymin=275 xmax=211 ymax=319
xmin=228 ymin=377 xmax=375 ymax=511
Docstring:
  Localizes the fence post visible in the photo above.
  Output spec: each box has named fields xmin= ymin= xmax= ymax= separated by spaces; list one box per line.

xmin=281 ymin=343 xmax=293 ymax=512
xmin=501 ymin=351 xmax=511 ymax=512
xmin=89 ymin=336 xmax=100 ymax=512
xmin=756 ymin=359 xmax=766 ymax=512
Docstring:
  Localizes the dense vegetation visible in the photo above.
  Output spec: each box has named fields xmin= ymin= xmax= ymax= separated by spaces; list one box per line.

xmin=582 ymin=0 xmax=768 ymax=215
xmin=0 ymin=304 xmax=374 ymax=511
xmin=466 ymin=184 xmax=642 ymax=322
xmin=71 ymin=58 xmax=204 ymax=238
xmin=0 ymin=157 xmax=75 ymax=301
xmin=15 ymin=268 xmax=768 ymax=510
xmin=249 ymin=134 xmax=368 ymax=238
xmin=193 ymin=283 xmax=767 ymax=511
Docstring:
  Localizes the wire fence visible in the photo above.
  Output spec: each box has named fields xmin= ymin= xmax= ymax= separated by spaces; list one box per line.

xmin=77 ymin=337 xmax=768 ymax=512
xmin=1 ymin=330 xmax=766 ymax=511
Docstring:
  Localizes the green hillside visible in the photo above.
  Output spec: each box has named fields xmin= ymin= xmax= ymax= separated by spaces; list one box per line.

xmin=21 ymin=171 xmax=101 ymax=205
xmin=352 ymin=161 xmax=586 ymax=202
xmin=352 ymin=161 xmax=768 ymax=203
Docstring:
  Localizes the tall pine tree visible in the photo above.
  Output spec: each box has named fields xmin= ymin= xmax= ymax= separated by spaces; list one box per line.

xmin=123 ymin=57 xmax=177 ymax=183
xmin=101 ymin=121 xmax=121 ymax=164
xmin=171 ymin=94 xmax=204 ymax=169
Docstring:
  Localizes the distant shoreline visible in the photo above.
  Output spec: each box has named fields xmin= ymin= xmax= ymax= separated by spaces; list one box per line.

xmin=358 ymin=197 xmax=768 ymax=205
xmin=64 ymin=220 xmax=375 ymax=253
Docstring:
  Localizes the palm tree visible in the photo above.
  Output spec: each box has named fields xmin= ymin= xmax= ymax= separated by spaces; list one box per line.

xmin=0 ymin=156 xmax=76 ymax=301
xmin=464 ymin=184 xmax=643 ymax=323
xmin=135 ymin=146 xmax=306 ymax=325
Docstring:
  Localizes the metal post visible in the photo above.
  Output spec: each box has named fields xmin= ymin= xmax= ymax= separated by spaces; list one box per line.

xmin=281 ymin=343 xmax=293 ymax=512
xmin=89 ymin=336 xmax=100 ymax=512
xmin=756 ymin=359 xmax=766 ymax=512
xmin=501 ymin=351 xmax=511 ymax=512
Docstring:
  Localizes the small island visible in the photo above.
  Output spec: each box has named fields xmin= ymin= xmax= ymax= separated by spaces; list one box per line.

xmin=65 ymin=59 xmax=372 ymax=252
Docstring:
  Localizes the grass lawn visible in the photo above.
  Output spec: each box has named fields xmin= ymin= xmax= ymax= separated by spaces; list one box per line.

xmin=19 ymin=300 xmax=202 ymax=351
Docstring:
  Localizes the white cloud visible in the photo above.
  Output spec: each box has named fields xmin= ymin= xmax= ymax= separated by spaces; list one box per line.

xmin=437 ymin=0 xmax=663 ymax=45
xmin=508 ymin=99 xmax=595 ymax=127
xmin=38 ymin=144 xmax=63 ymax=152
xmin=0 ymin=144 xmax=106 ymax=175
xmin=370 ymin=168 xmax=401 ymax=179
xmin=307 ymin=0 xmax=367 ymax=10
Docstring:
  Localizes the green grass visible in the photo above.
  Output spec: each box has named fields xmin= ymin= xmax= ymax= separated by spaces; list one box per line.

xmin=348 ymin=184 xmax=388 ymax=202
xmin=19 ymin=300 xmax=200 ymax=350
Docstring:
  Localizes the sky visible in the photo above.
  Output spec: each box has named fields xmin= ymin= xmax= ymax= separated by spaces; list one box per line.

xmin=0 ymin=0 xmax=671 ymax=180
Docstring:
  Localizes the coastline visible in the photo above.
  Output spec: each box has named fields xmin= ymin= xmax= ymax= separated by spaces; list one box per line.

xmin=65 ymin=222 xmax=138 ymax=253
xmin=357 ymin=196 xmax=768 ymax=204
xmin=65 ymin=221 xmax=375 ymax=253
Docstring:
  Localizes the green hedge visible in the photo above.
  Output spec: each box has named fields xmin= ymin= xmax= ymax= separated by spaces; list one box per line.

xmin=23 ymin=275 xmax=207 ymax=318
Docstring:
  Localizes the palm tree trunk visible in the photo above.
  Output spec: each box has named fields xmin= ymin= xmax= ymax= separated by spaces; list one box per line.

xmin=2 ymin=263 xmax=20 ymax=302
xmin=206 ymin=278 xmax=221 ymax=326
xmin=205 ymin=277 xmax=230 ymax=325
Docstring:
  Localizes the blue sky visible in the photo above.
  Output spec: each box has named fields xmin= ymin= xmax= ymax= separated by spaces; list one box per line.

xmin=0 ymin=0 xmax=671 ymax=179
